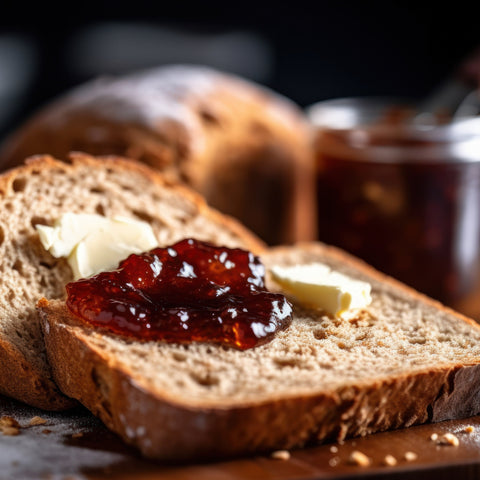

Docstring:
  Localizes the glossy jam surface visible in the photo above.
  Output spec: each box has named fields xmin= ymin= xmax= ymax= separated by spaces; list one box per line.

xmin=66 ymin=239 xmax=292 ymax=349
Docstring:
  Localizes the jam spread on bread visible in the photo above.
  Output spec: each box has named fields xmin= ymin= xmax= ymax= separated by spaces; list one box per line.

xmin=66 ymin=238 xmax=292 ymax=349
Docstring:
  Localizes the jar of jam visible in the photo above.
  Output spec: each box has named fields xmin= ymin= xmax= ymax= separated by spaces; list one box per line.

xmin=308 ymin=97 xmax=480 ymax=319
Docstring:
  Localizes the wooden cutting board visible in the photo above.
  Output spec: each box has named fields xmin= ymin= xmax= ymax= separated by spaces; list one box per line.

xmin=2 ymin=394 xmax=480 ymax=479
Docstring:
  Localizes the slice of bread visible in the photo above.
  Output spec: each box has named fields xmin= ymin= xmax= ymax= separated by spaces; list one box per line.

xmin=0 ymin=65 xmax=315 ymax=245
xmin=38 ymin=242 xmax=480 ymax=459
xmin=0 ymin=153 xmax=263 ymax=410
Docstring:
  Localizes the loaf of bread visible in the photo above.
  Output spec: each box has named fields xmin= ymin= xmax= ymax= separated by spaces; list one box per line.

xmin=0 ymin=153 xmax=263 ymax=410
xmin=38 ymin=242 xmax=480 ymax=459
xmin=0 ymin=65 xmax=315 ymax=245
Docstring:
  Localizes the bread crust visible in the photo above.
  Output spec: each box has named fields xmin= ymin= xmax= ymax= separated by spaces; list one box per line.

xmin=38 ymin=241 xmax=480 ymax=458
xmin=0 ymin=331 xmax=72 ymax=410
xmin=0 ymin=66 xmax=316 ymax=244
xmin=39 ymin=299 xmax=480 ymax=460
xmin=0 ymin=153 xmax=264 ymax=410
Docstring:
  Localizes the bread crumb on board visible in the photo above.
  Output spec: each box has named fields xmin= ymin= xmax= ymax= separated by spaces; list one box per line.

xmin=382 ymin=454 xmax=397 ymax=466
xmin=330 ymin=445 xmax=339 ymax=453
xmin=348 ymin=450 xmax=371 ymax=467
xmin=438 ymin=433 xmax=460 ymax=447
xmin=430 ymin=432 xmax=460 ymax=446
xmin=28 ymin=416 xmax=47 ymax=426
xmin=270 ymin=450 xmax=291 ymax=460
xmin=0 ymin=426 xmax=20 ymax=436
xmin=404 ymin=451 xmax=418 ymax=462
xmin=71 ymin=432 xmax=84 ymax=439
xmin=328 ymin=456 xmax=340 ymax=467
xmin=0 ymin=416 xmax=20 ymax=436
xmin=464 ymin=425 xmax=475 ymax=434
xmin=0 ymin=416 xmax=20 ymax=428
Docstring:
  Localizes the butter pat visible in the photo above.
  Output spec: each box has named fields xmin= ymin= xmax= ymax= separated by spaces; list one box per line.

xmin=36 ymin=213 xmax=158 ymax=279
xmin=270 ymin=263 xmax=372 ymax=316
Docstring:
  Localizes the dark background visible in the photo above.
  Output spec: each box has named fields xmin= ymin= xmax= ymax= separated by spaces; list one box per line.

xmin=0 ymin=1 xmax=479 ymax=140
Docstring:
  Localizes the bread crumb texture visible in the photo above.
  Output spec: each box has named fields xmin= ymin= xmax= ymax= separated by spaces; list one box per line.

xmin=66 ymin=244 xmax=480 ymax=407
xmin=0 ymin=156 xmax=257 ymax=408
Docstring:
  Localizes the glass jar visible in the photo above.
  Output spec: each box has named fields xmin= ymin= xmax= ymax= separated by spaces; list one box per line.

xmin=309 ymin=97 xmax=480 ymax=319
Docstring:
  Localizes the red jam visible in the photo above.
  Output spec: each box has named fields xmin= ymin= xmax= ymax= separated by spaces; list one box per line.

xmin=66 ymin=238 xmax=292 ymax=350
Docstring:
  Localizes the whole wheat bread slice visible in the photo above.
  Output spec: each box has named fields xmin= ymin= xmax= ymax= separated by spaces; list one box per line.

xmin=38 ymin=242 xmax=480 ymax=459
xmin=0 ymin=153 xmax=263 ymax=410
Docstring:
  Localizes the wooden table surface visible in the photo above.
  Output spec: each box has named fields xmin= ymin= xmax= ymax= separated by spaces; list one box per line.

xmin=2 ymin=393 xmax=480 ymax=480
